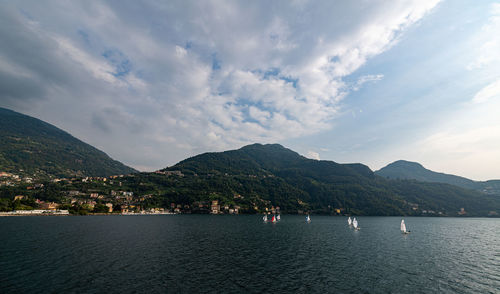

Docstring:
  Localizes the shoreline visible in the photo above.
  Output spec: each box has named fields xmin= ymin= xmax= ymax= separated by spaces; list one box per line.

xmin=1 ymin=212 xmax=498 ymax=218
xmin=0 ymin=211 xmax=178 ymax=216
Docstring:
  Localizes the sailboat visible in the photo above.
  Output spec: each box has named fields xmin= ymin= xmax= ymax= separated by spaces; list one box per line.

xmin=263 ymin=214 xmax=268 ymax=222
xmin=277 ymin=214 xmax=281 ymax=221
xmin=306 ymin=214 xmax=311 ymax=223
xmin=348 ymin=216 xmax=352 ymax=226
xmin=353 ymin=217 xmax=360 ymax=230
xmin=271 ymin=214 xmax=277 ymax=223
xmin=401 ymin=219 xmax=410 ymax=234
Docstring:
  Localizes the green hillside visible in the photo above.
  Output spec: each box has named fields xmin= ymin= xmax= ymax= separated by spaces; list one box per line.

xmin=150 ymin=144 xmax=499 ymax=216
xmin=376 ymin=160 xmax=500 ymax=195
xmin=0 ymin=107 xmax=137 ymax=178
xmin=1 ymin=143 xmax=498 ymax=216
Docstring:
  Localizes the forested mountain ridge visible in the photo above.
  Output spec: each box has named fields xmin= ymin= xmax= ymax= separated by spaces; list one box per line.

xmin=166 ymin=143 xmax=372 ymax=178
xmin=1 ymin=118 xmax=499 ymax=217
xmin=153 ymin=144 xmax=499 ymax=216
xmin=376 ymin=160 xmax=500 ymax=195
xmin=0 ymin=107 xmax=137 ymax=178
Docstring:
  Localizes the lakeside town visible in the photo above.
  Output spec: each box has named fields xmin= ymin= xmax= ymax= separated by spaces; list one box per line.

xmin=0 ymin=171 xmax=284 ymax=216
xmin=0 ymin=198 xmax=242 ymax=216
xmin=1 ymin=170 xmax=492 ymax=217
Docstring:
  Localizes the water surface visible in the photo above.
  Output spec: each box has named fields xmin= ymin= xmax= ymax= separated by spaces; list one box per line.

xmin=1 ymin=216 xmax=499 ymax=293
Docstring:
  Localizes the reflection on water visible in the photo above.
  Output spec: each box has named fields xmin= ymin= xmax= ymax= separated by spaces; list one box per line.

xmin=1 ymin=216 xmax=499 ymax=293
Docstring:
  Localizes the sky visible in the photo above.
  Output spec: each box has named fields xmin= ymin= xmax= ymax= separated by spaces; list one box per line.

xmin=1 ymin=0 xmax=499 ymax=180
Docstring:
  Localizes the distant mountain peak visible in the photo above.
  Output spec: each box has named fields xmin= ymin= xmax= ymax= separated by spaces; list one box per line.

xmin=239 ymin=143 xmax=291 ymax=152
xmin=376 ymin=159 xmax=482 ymax=191
xmin=386 ymin=160 xmax=425 ymax=169
xmin=240 ymin=143 xmax=284 ymax=148
xmin=165 ymin=143 xmax=375 ymax=182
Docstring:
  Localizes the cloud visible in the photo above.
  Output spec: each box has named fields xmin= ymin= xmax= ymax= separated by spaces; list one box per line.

xmin=0 ymin=0 xmax=440 ymax=170
xmin=352 ymin=74 xmax=384 ymax=91
xmin=415 ymin=124 xmax=500 ymax=180
xmin=306 ymin=151 xmax=320 ymax=160
xmin=472 ymin=79 xmax=500 ymax=103
xmin=467 ymin=3 xmax=500 ymax=70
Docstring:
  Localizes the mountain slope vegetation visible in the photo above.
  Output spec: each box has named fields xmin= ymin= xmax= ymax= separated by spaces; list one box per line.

xmin=150 ymin=144 xmax=499 ymax=216
xmin=1 ymin=143 xmax=498 ymax=216
xmin=376 ymin=160 xmax=500 ymax=195
xmin=0 ymin=107 xmax=136 ymax=178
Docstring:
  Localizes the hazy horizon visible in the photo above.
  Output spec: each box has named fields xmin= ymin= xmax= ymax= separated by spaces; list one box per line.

xmin=1 ymin=0 xmax=499 ymax=180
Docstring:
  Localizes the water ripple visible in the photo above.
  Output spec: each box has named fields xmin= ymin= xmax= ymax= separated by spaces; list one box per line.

xmin=1 ymin=216 xmax=499 ymax=293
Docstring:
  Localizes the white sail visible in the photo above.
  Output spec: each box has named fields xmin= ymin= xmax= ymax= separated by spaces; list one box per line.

xmin=277 ymin=214 xmax=281 ymax=221
xmin=348 ymin=217 xmax=352 ymax=225
xmin=401 ymin=219 xmax=407 ymax=233
xmin=306 ymin=215 xmax=311 ymax=222
xmin=353 ymin=218 xmax=358 ymax=229
xmin=263 ymin=214 xmax=267 ymax=222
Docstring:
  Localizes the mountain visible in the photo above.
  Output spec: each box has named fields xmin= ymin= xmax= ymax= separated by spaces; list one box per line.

xmin=0 ymin=107 xmax=137 ymax=178
xmin=375 ymin=160 xmax=500 ymax=195
xmin=149 ymin=144 xmax=500 ymax=216
xmin=169 ymin=143 xmax=372 ymax=178
xmin=375 ymin=160 xmax=477 ymax=189
xmin=2 ymin=142 xmax=498 ymax=216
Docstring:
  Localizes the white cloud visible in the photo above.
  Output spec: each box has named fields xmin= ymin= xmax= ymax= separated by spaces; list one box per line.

xmin=353 ymin=74 xmax=384 ymax=91
xmin=0 ymin=0 xmax=441 ymax=170
xmin=467 ymin=2 xmax=500 ymax=70
xmin=414 ymin=124 xmax=500 ymax=181
xmin=54 ymin=36 xmax=123 ymax=86
xmin=175 ymin=46 xmax=187 ymax=58
xmin=307 ymin=151 xmax=320 ymax=160
xmin=472 ymin=79 xmax=500 ymax=103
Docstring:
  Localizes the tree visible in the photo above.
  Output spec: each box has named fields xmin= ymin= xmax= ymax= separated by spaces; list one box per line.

xmin=0 ymin=198 xmax=11 ymax=211
xmin=93 ymin=203 xmax=109 ymax=213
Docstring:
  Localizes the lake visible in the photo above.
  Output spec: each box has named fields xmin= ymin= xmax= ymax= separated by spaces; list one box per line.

xmin=0 ymin=215 xmax=499 ymax=293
